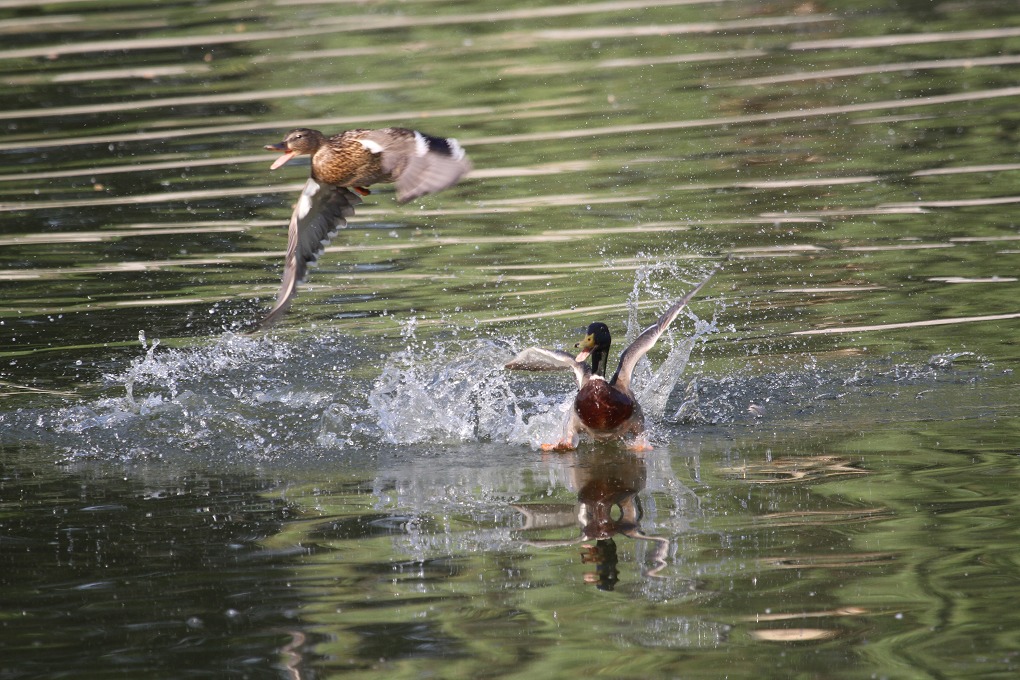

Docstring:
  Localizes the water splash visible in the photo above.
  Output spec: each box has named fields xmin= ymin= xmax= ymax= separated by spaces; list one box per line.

xmin=2 ymin=287 xmax=990 ymax=466
xmin=20 ymin=331 xmax=372 ymax=463
xmin=367 ymin=332 xmax=536 ymax=446
xmin=619 ymin=263 xmax=721 ymax=422
xmin=368 ymin=268 xmax=720 ymax=448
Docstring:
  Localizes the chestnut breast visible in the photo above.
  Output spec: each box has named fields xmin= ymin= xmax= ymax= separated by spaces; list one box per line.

xmin=574 ymin=379 xmax=635 ymax=432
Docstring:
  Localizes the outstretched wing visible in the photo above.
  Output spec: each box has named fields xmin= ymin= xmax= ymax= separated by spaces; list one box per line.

xmin=505 ymin=347 xmax=590 ymax=389
xmin=612 ymin=271 xmax=714 ymax=389
xmin=259 ymin=179 xmax=362 ymax=328
xmin=362 ymin=128 xmax=472 ymax=204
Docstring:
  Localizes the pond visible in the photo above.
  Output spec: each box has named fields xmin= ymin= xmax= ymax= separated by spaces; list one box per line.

xmin=1 ymin=0 xmax=1019 ymax=677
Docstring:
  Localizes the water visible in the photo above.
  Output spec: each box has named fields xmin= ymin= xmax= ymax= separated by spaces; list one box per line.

xmin=2 ymin=0 xmax=1020 ymax=677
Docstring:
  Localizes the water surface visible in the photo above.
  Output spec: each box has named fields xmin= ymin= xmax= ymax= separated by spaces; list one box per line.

xmin=2 ymin=0 xmax=1019 ymax=677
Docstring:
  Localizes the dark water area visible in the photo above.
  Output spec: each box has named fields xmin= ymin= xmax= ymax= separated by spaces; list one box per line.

xmin=2 ymin=0 xmax=1019 ymax=678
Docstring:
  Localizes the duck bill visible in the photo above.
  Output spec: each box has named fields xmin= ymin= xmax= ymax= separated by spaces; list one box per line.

xmin=265 ymin=143 xmax=297 ymax=170
xmin=574 ymin=333 xmax=596 ymax=362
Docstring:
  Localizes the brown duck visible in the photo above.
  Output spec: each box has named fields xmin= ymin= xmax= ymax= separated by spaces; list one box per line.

xmin=259 ymin=127 xmax=472 ymax=327
xmin=505 ymin=273 xmax=713 ymax=450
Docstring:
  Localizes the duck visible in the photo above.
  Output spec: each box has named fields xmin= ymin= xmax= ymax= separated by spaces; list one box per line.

xmin=505 ymin=272 xmax=713 ymax=450
xmin=259 ymin=127 xmax=472 ymax=327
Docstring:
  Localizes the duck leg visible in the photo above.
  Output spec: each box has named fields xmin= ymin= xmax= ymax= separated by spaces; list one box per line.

xmin=541 ymin=417 xmax=580 ymax=451
xmin=625 ymin=435 xmax=653 ymax=452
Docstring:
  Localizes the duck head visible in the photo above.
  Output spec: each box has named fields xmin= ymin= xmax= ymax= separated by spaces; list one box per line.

xmin=575 ymin=322 xmax=611 ymax=376
xmin=265 ymin=128 xmax=326 ymax=169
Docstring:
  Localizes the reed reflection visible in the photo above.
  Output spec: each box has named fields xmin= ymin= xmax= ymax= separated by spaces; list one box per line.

xmin=514 ymin=448 xmax=669 ymax=591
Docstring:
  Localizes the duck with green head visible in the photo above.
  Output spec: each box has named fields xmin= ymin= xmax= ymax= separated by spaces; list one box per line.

xmin=505 ymin=273 xmax=713 ymax=450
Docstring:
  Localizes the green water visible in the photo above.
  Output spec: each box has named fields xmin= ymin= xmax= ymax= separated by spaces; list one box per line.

xmin=2 ymin=0 xmax=1019 ymax=677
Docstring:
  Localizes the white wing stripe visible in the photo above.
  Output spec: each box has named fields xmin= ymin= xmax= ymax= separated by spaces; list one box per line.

xmin=446 ymin=137 xmax=466 ymax=161
xmin=413 ymin=130 xmax=429 ymax=157
xmin=358 ymin=138 xmax=384 ymax=154
xmin=296 ymin=179 xmax=319 ymax=219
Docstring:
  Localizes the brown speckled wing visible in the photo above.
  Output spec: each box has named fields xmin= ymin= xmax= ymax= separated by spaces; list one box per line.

xmin=612 ymin=271 xmax=715 ymax=390
xmin=363 ymin=128 xmax=472 ymax=204
xmin=259 ymin=179 xmax=362 ymax=328
xmin=505 ymin=347 xmax=590 ymax=389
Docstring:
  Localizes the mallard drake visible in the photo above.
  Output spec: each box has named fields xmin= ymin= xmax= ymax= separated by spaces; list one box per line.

xmin=259 ymin=127 xmax=472 ymax=327
xmin=505 ymin=273 xmax=713 ymax=450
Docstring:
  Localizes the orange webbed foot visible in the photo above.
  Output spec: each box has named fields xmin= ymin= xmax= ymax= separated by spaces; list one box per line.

xmin=626 ymin=436 xmax=653 ymax=452
xmin=353 ymin=186 xmax=371 ymax=196
xmin=540 ymin=440 xmax=577 ymax=452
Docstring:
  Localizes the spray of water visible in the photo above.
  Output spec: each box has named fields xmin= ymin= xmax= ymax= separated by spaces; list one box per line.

xmin=26 ymin=265 xmax=720 ymax=458
xmin=0 ymin=321 xmax=989 ymax=465
xmin=13 ymin=262 xmax=987 ymax=463
xmin=368 ymin=265 xmax=719 ymax=448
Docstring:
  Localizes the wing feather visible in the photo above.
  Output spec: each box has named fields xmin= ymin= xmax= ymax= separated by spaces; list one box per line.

xmin=361 ymin=128 xmax=472 ymax=204
xmin=505 ymin=347 xmax=590 ymax=389
xmin=612 ymin=272 xmax=714 ymax=389
xmin=258 ymin=179 xmax=362 ymax=328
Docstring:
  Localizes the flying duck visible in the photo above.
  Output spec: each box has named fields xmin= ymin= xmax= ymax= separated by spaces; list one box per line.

xmin=259 ymin=127 xmax=472 ymax=327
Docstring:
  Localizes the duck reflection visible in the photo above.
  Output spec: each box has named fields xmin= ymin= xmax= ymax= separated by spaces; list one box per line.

xmin=513 ymin=448 xmax=669 ymax=590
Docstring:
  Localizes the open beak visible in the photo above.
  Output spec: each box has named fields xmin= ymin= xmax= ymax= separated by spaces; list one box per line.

xmin=265 ymin=142 xmax=297 ymax=170
xmin=574 ymin=333 xmax=595 ymax=362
